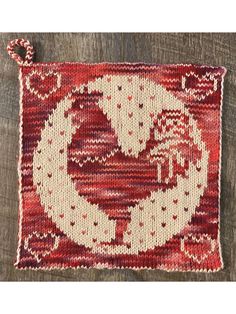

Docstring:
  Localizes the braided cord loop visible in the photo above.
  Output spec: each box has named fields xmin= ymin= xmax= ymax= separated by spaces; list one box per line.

xmin=7 ymin=39 xmax=34 ymax=66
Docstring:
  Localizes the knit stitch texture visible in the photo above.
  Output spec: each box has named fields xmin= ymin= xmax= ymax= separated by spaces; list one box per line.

xmin=8 ymin=39 xmax=226 ymax=271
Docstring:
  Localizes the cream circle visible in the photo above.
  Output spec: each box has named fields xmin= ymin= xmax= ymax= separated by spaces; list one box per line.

xmin=33 ymin=74 xmax=209 ymax=255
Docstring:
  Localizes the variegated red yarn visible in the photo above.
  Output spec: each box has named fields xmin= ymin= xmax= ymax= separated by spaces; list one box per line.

xmin=7 ymin=39 xmax=226 ymax=271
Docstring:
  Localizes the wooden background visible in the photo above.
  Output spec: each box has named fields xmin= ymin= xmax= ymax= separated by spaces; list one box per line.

xmin=0 ymin=33 xmax=236 ymax=281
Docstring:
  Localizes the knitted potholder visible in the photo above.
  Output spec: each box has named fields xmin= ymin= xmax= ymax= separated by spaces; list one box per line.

xmin=8 ymin=39 xmax=226 ymax=271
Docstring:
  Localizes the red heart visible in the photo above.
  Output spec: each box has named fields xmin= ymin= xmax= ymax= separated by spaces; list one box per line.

xmin=181 ymin=234 xmax=216 ymax=263
xmin=24 ymin=232 xmax=59 ymax=262
xmin=182 ymin=72 xmax=217 ymax=100
xmin=27 ymin=71 xmax=60 ymax=100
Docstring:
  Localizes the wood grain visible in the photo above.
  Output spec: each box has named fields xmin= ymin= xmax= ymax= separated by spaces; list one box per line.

xmin=0 ymin=33 xmax=236 ymax=281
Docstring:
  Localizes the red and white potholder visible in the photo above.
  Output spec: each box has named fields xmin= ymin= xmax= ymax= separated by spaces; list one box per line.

xmin=7 ymin=39 xmax=226 ymax=271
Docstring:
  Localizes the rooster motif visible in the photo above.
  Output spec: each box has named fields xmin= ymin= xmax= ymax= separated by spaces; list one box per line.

xmin=33 ymin=74 xmax=209 ymax=254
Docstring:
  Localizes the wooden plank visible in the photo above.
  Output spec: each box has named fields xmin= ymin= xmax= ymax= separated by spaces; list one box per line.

xmin=0 ymin=33 xmax=235 ymax=281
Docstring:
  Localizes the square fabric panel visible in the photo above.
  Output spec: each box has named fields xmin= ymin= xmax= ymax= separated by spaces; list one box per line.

xmin=8 ymin=39 xmax=226 ymax=271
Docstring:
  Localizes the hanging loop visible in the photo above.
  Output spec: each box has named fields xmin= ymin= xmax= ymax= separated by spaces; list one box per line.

xmin=7 ymin=39 xmax=35 ymax=66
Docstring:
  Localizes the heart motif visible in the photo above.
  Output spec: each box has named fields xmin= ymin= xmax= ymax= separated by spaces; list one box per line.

xmin=181 ymin=72 xmax=218 ymax=101
xmin=26 ymin=70 xmax=61 ymax=100
xmin=24 ymin=232 xmax=60 ymax=262
xmin=180 ymin=234 xmax=216 ymax=263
